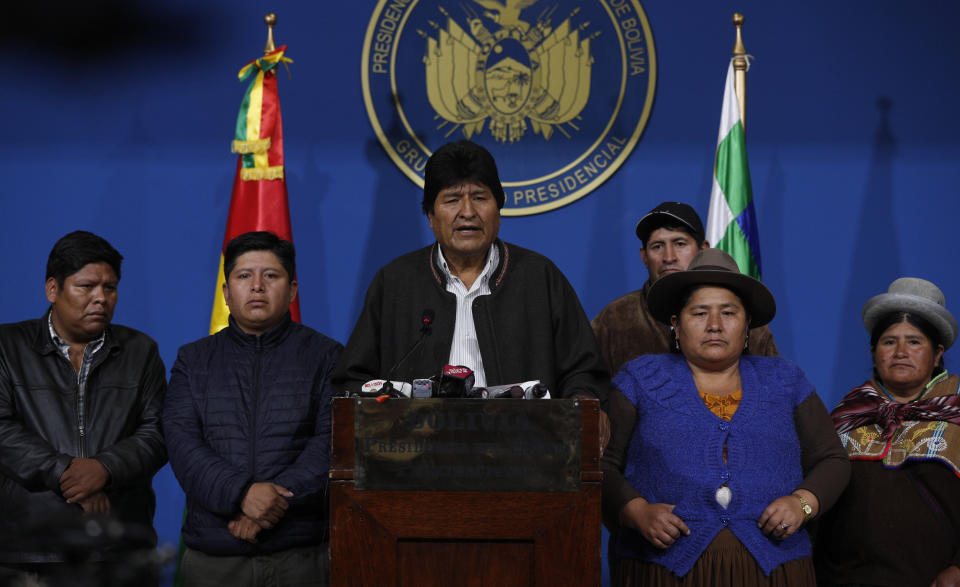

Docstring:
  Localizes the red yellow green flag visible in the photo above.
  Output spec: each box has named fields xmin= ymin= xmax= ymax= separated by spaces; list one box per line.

xmin=210 ymin=45 xmax=300 ymax=334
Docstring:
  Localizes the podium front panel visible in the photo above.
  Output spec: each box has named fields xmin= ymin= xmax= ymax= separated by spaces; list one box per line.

xmin=354 ymin=398 xmax=582 ymax=492
xmin=330 ymin=397 xmax=602 ymax=586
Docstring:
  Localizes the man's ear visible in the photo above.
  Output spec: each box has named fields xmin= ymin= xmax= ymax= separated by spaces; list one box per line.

xmin=45 ymin=277 xmax=59 ymax=304
xmin=700 ymin=240 xmax=710 ymax=250
xmin=288 ymin=280 xmax=299 ymax=305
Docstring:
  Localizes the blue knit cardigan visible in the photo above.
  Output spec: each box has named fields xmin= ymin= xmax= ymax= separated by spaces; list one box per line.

xmin=614 ymin=354 xmax=814 ymax=577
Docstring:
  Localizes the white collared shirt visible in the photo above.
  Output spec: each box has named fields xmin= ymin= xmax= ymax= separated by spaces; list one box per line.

xmin=435 ymin=244 xmax=500 ymax=388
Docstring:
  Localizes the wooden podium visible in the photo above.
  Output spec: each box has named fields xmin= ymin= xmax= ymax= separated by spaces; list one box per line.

xmin=329 ymin=397 xmax=602 ymax=586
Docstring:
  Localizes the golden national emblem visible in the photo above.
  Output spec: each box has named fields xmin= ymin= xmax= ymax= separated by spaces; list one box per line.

xmin=363 ymin=0 xmax=656 ymax=215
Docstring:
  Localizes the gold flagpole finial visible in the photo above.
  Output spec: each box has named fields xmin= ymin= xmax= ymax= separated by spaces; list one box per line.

xmin=264 ymin=13 xmax=277 ymax=54
xmin=731 ymin=13 xmax=748 ymax=132
xmin=732 ymin=13 xmax=746 ymax=57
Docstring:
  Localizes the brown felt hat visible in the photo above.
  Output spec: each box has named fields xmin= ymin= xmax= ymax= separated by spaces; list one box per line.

xmin=646 ymin=248 xmax=776 ymax=326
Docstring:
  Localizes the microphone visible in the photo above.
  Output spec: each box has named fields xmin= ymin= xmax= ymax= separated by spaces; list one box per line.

xmin=483 ymin=380 xmax=551 ymax=400
xmin=463 ymin=386 xmax=487 ymax=399
xmin=420 ymin=309 xmax=435 ymax=333
xmin=491 ymin=385 xmax=525 ymax=399
xmin=411 ymin=378 xmax=434 ymax=398
xmin=360 ymin=379 xmax=412 ymax=398
xmin=380 ymin=309 xmax=435 ymax=396
xmin=437 ymin=365 xmax=475 ymax=398
xmin=524 ymin=383 xmax=550 ymax=399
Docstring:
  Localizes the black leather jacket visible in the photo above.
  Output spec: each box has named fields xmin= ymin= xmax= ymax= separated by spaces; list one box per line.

xmin=0 ymin=311 xmax=167 ymax=562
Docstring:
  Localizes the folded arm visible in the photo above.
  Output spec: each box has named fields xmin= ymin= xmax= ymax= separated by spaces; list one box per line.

xmin=271 ymin=345 xmax=341 ymax=503
xmin=0 ymin=357 xmax=73 ymax=492
xmin=92 ymin=344 xmax=168 ymax=489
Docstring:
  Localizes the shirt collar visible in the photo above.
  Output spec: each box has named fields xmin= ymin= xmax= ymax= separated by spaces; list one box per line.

xmin=435 ymin=243 xmax=500 ymax=286
xmin=47 ymin=310 xmax=106 ymax=354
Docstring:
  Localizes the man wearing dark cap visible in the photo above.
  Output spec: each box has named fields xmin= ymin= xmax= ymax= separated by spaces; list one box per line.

xmin=335 ymin=140 xmax=609 ymax=435
xmin=592 ymin=201 xmax=778 ymax=377
xmin=0 ymin=231 xmax=167 ymax=582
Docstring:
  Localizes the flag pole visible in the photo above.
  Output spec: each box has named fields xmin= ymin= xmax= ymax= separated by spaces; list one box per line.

xmin=706 ymin=14 xmax=761 ymax=279
xmin=731 ymin=13 xmax=747 ymax=133
xmin=264 ymin=13 xmax=277 ymax=54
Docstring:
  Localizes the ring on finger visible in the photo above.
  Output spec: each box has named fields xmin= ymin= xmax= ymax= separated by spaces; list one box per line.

xmin=780 ymin=523 xmax=790 ymax=530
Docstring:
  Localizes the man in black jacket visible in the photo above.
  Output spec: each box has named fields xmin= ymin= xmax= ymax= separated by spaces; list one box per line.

xmin=164 ymin=231 xmax=342 ymax=586
xmin=0 ymin=231 xmax=167 ymax=580
xmin=334 ymin=140 xmax=610 ymax=440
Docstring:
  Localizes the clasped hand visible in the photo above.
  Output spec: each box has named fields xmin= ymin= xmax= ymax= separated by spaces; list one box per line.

xmin=60 ymin=458 xmax=109 ymax=503
xmin=77 ymin=492 xmax=111 ymax=513
xmin=228 ymin=514 xmax=262 ymax=543
xmin=240 ymin=482 xmax=293 ymax=529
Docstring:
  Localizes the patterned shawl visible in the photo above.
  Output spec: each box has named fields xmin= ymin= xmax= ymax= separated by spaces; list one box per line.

xmin=831 ymin=374 xmax=960 ymax=474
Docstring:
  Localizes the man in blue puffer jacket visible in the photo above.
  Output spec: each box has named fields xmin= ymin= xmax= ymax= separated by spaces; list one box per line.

xmin=164 ymin=231 xmax=342 ymax=586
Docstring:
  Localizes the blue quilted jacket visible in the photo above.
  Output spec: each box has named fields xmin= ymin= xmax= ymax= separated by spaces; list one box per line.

xmin=163 ymin=314 xmax=342 ymax=555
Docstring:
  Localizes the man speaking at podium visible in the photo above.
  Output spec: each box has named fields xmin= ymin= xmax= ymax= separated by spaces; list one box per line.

xmin=335 ymin=140 xmax=609 ymax=436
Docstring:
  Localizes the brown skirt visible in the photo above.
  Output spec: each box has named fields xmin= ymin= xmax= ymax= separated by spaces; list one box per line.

xmin=615 ymin=529 xmax=815 ymax=587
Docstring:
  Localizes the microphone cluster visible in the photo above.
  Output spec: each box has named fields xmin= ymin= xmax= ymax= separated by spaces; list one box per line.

xmin=354 ymin=365 xmax=551 ymax=401
xmin=349 ymin=309 xmax=551 ymax=400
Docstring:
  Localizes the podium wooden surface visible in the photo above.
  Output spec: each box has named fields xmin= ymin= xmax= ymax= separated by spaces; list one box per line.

xmin=330 ymin=397 xmax=602 ymax=586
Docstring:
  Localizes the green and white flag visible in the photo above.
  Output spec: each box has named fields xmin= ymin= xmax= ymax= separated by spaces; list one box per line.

xmin=706 ymin=60 xmax=762 ymax=279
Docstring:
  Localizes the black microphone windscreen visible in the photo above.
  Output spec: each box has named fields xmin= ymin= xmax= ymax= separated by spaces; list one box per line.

xmin=421 ymin=309 xmax=435 ymax=330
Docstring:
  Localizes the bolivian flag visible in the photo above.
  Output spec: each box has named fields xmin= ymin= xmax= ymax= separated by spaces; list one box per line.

xmin=210 ymin=45 xmax=301 ymax=334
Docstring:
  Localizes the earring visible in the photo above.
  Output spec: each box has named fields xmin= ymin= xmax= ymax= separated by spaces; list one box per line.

xmin=743 ymin=332 xmax=750 ymax=352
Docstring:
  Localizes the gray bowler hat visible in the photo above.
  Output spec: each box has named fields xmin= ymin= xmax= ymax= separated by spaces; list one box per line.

xmin=862 ymin=277 xmax=958 ymax=349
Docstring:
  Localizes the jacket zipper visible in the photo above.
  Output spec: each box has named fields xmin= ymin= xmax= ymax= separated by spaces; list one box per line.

xmin=76 ymin=381 xmax=85 ymax=458
xmin=60 ymin=353 xmax=86 ymax=458
xmin=249 ymin=338 xmax=262 ymax=478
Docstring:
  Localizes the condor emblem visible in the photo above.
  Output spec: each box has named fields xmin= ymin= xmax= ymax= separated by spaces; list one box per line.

xmin=363 ymin=0 xmax=656 ymax=215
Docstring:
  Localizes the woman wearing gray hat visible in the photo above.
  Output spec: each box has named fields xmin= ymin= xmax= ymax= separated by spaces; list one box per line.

xmin=815 ymin=278 xmax=960 ymax=587
xmin=601 ymin=249 xmax=849 ymax=586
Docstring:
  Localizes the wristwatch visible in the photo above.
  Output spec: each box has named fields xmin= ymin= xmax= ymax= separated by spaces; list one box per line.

xmin=792 ymin=493 xmax=813 ymax=522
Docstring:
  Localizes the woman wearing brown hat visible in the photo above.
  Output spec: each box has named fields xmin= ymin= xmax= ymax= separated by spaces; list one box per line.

xmin=601 ymin=249 xmax=849 ymax=586
xmin=814 ymin=278 xmax=960 ymax=587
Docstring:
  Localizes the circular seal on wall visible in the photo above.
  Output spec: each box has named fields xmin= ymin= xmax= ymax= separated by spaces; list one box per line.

xmin=362 ymin=0 xmax=656 ymax=216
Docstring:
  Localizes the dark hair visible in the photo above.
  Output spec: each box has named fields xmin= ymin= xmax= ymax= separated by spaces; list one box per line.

xmin=46 ymin=231 xmax=123 ymax=287
xmin=672 ymin=284 xmax=752 ymax=354
xmin=641 ymin=223 xmax=705 ymax=248
xmin=421 ymin=140 xmax=505 ymax=215
xmin=869 ymin=311 xmax=946 ymax=381
xmin=224 ymin=231 xmax=296 ymax=281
